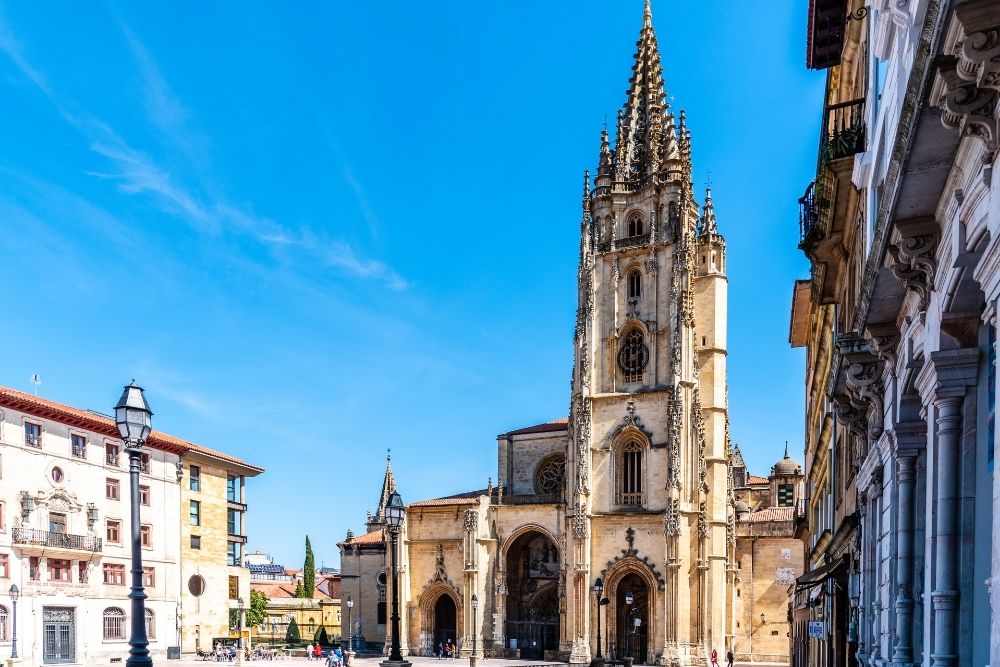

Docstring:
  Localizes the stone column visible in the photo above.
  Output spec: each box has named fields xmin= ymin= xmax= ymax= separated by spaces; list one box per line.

xmin=892 ymin=452 xmax=917 ymax=665
xmin=926 ymin=348 xmax=978 ymax=667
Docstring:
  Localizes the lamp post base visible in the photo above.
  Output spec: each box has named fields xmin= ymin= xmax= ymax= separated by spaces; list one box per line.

xmin=469 ymin=655 xmax=479 ymax=667
xmin=590 ymin=658 xmax=606 ymax=667
xmin=379 ymin=660 xmax=412 ymax=667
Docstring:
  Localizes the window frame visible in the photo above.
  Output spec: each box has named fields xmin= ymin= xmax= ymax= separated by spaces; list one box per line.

xmin=190 ymin=500 xmax=201 ymax=526
xmin=0 ymin=553 xmax=8 ymax=579
xmin=143 ymin=566 xmax=155 ymax=588
xmin=102 ymin=606 xmax=126 ymax=640
xmin=139 ymin=485 xmax=150 ymax=506
xmin=105 ymin=442 xmax=120 ymax=467
xmin=24 ymin=422 xmax=42 ymax=448
xmin=190 ymin=535 xmax=201 ymax=550
xmin=106 ymin=477 xmax=120 ymax=501
xmin=71 ymin=434 xmax=87 ymax=458
xmin=615 ymin=436 xmax=647 ymax=506
xmin=626 ymin=213 xmax=643 ymax=237
xmin=102 ymin=563 xmax=126 ymax=586
xmin=47 ymin=558 xmax=71 ymax=582
xmin=140 ymin=524 xmax=152 ymax=549
xmin=189 ymin=465 xmax=201 ymax=492
xmin=106 ymin=519 xmax=121 ymax=544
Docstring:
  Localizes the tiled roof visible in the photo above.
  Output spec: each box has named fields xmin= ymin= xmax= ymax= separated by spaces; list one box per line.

xmin=409 ymin=489 xmax=487 ymax=507
xmin=318 ymin=576 xmax=342 ymax=600
xmin=747 ymin=474 xmax=770 ymax=485
xmin=0 ymin=385 xmax=262 ymax=474
xmin=251 ymin=582 xmax=298 ymax=598
xmin=748 ymin=506 xmax=794 ymax=523
xmin=341 ymin=529 xmax=385 ymax=546
xmin=499 ymin=418 xmax=568 ymax=438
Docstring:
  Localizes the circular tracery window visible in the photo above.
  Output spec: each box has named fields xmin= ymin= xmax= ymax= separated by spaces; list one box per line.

xmin=618 ymin=329 xmax=649 ymax=381
xmin=535 ymin=456 xmax=566 ymax=495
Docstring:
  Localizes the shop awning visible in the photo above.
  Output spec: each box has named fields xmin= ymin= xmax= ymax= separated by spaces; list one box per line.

xmin=795 ymin=555 xmax=847 ymax=590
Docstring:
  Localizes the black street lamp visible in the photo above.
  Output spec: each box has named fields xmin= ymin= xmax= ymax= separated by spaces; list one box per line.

xmin=591 ymin=578 xmax=604 ymax=666
xmin=471 ymin=594 xmax=478 ymax=658
xmin=347 ymin=596 xmax=354 ymax=652
xmin=116 ymin=381 xmax=153 ymax=667
xmin=237 ymin=597 xmax=245 ymax=664
xmin=9 ymin=584 xmax=19 ymax=660
xmin=624 ymin=591 xmax=634 ymax=660
xmin=381 ymin=491 xmax=410 ymax=667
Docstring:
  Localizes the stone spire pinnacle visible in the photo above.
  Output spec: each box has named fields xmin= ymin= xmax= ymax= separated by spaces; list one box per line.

xmin=375 ymin=450 xmax=396 ymax=520
xmin=608 ymin=0 xmax=677 ymax=183
xmin=700 ymin=184 xmax=718 ymax=235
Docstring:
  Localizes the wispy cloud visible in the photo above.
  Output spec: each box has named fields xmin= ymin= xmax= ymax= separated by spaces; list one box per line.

xmin=0 ymin=18 xmax=409 ymax=291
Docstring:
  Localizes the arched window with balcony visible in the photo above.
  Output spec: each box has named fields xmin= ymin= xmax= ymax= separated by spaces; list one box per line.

xmin=103 ymin=607 xmax=126 ymax=640
xmin=616 ymin=437 xmax=646 ymax=506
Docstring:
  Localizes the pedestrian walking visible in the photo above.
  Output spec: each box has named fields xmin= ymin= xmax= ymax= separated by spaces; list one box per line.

xmin=726 ymin=648 xmax=734 ymax=667
xmin=711 ymin=648 xmax=719 ymax=666
xmin=307 ymin=642 xmax=314 ymax=661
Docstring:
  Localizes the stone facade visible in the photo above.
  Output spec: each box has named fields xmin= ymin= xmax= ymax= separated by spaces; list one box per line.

xmin=790 ymin=1 xmax=1000 ymax=666
xmin=340 ymin=5 xmax=794 ymax=665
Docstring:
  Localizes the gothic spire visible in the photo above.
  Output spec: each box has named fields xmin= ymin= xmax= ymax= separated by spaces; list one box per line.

xmin=610 ymin=0 xmax=675 ymax=182
xmin=700 ymin=185 xmax=718 ymax=235
xmin=375 ymin=450 xmax=396 ymax=520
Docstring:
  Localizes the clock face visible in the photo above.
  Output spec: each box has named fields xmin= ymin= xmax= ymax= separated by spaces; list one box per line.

xmin=618 ymin=331 xmax=649 ymax=378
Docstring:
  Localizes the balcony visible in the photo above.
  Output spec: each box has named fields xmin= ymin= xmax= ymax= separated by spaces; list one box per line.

xmin=798 ymin=181 xmax=817 ymax=246
xmin=25 ymin=434 xmax=41 ymax=449
xmin=822 ymin=98 xmax=866 ymax=161
xmin=13 ymin=527 xmax=103 ymax=555
xmin=794 ymin=498 xmax=809 ymax=540
xmin=106 ymin=451 xmax=120 ymax=467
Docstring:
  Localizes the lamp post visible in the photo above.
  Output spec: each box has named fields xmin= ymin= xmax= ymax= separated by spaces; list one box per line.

xmin=381 ymin=491 xmax=410 ymax=667
xmin=237 ymin=597 xmax=245 ymax=665
xmin=591 ymin=578 xmax=605 ymax=667
xmin=347 ymin=596 xmax=354 ymax=652
xmin=9 ymin=584 xmax=19 ymax=660
xmin=115 ymin=381 xmax=153 ymax=667
xmin=624 ymin=591 xmax=634 ymax=660
xmin=470 ymin=594 xmax=479 ymax=665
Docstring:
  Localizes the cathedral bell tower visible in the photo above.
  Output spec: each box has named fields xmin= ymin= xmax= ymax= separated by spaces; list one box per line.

xmin=565 ymin=2 xmax=731 ymax=664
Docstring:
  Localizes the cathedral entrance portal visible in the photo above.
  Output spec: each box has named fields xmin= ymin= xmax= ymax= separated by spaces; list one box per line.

xmin=505 ymin=530 xmax=560 ymax=660
xmin=432 ymin=595 xmax=456 ymax=654
xmin=615 ymin=574 xmax=649 ymax=664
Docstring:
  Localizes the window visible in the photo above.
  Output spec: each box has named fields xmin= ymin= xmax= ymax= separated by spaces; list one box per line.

xmin=190 ymin=535 xmax=201 ymax=550
xmin=51 ymin=467 xmax=64 ymax=483
xmin=106 ymin=519 xmax=121 ymax=544
xmin=143 ymin=566 xmax=155 ymax=587
xmin=229 ymin=575 xmax=239 ymax=600
xmin=103 ymin=563 xmax=126 ymax=586
xmin=145 ymin=608 xmax=156 ymax=640
xmin=534 ymin=455 xmax=566 ymax=496
xmin=617 ymin=438 xmax=644 ymax=505
xmin=106 ymin=478 xmax=120 ymax=500
xmin=627 ymin=269 xmax=641 ymax=299
xmin=49 ymin=513 xmax=67 ymax=534
xmin=189 ymin=465 xmax=201 ymax=492
xmin=71 ymin=434 xmax=87 ymax=458
xmin=139 ymin=485 xmax=150 ymax=506
xmin=29 ymin=556 xmax=39 ymax=581
xmin=377 ymin=601 xmax=387 ymax=625
xmin=140 ymin=525 xmax=152 ymax=548
xmin=78 ymin=561 xmax=88 ymax=583
xmin=777 ymin=484 xmax=795 ymax=508
xmin=189 ymin=500 xmax=201 ymax=526
xmin=227 ymin=475 xmax=241 ymax=503
xmin=0 ymin=554 xmax=8 ymax=578
xmin=0 ymin=502 xmax=5 ymax=531
xmin=48 ymin=558 xmax=70 ymax=582
xmin=227 ymin=541 xmax=242 ymax=566
xmin=227 ymin=509 xmax=241 ymax=535
xmin=617 ymin=328 xmax=649 ymax=383
xmin=24 ymin=422 xmax=41 ymax=448
xmin=627 ymin=213 xmax=643 ymax=237
xmin=139 ymin=452 xmax=151 ymax=474
xmin=0 ymin=605 xmax=7 ymax=642
xmin=103 ymin=607 xmax=126 ymax=639
xmin=106 ymin=443 xmax=120 ymax=467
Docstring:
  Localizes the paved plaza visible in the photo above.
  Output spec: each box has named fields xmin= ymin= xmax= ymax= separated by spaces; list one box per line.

xmin=163 ymin=656 xmax=785 ymax=667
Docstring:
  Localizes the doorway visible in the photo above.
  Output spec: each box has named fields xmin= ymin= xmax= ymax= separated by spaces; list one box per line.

xmin=505 ymin=531 xmax=560 ymax=660
xmin=615 ymin=574 xmax=649 ymax=664
xmin=433 ymin=595 xmax=456 ymax=653
xmin=42 ymin=607 xmax=76 ymax=664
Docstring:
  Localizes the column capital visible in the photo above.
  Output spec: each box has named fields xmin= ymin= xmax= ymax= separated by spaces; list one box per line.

xmin=916 ymin=348 xmax=979 ymax=403
xmin=891 ymin=420 xmax=927 ymax=456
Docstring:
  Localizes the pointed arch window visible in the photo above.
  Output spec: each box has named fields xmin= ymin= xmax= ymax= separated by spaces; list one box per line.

xmin=616 ymin=438 xmax=645 ymax=506
xmin=627 ymin=213 xmax=643 ymax=237
xmin=618 ymin=328 xmax=649 ymax=383
xmin=627 ymin=270 xmax=641 ymax=300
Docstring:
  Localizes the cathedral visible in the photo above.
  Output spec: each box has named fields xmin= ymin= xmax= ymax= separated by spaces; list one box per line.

xmin=339 ymin=3 xmax=799 ymax=665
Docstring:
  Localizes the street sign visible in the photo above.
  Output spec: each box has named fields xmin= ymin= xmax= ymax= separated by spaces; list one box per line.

xmin=808 ymin=621 xmax=825 ymax=639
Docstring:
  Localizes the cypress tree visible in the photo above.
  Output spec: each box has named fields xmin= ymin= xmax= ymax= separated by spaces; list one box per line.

xmin=303 ymin=535 xmax=316 ymax=598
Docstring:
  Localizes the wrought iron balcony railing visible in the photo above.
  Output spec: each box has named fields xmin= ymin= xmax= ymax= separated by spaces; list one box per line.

xmin=25 ymin=434 xmax=41 ymax=448
xmin=616 ymin=491 xmax=646 ymax=506
xmin=799 ymin=181 xmax=817 ymax=244
xmin=13 ymin=526 xmax=103 ymax=552
xmin=821 ymin=98 xmax=866 ymax=162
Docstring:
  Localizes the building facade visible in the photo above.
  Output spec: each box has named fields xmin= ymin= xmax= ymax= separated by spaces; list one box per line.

xmin=339 ymin=5 xmax=795 ymax=666
xmin=179 ymin=446 xmax=263 ymax=654
xmin=0 ymin=385 xmax=261 ymax=664
xmin=789 ymin=0 xmax=1000 ymax=665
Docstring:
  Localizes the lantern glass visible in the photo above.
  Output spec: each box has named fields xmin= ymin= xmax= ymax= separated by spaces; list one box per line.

xmin=114 ymin=381 xmax=153 ymax=444
xmin=471 ymin=594 xmax=478 ymax=610
xmin=385 ymin=490 xmax=405 ymax=528
xmin=8 ymin=584 xmax=18 ymax=601
xmin=347 ymin=596 xmax=353 ymax=609
xmin=625 ymin=590 xmax=633 ymax=605
xmin=594 ymin=577 xmax=603 ymax=595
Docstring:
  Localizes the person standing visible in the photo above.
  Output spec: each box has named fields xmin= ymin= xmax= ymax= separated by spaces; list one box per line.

xmin=726 ymin=648 xmax=734 ymax=667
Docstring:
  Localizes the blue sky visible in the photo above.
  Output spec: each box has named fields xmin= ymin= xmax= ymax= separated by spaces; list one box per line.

xmin=0 ymin=2 xmax=821 ymax=568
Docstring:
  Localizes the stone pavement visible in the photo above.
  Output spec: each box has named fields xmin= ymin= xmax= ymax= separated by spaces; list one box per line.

xmin=165 ymin=657 xmax=785 ymax=667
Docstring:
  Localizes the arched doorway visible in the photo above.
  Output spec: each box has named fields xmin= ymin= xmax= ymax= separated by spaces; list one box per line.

xmin=615 ymin=574 xmax=649 ymax=664
xmin=432 ymin=595 xmax=456 ymax=653
xmin=505 ymin=530 xmax=560 ymax=660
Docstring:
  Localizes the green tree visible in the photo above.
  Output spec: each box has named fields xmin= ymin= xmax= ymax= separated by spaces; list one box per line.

xmin=303 ymin=535 xmax=315 ymax=598
xmin=294 ymin=580 xmax=305 ymax=598
xmin=286 ymin=617 xmax=301 ymax=644
xmin=247 ymin=589 xmax=269 ymax=628
xmin=314 ymin=626 xmax=329 ymax=646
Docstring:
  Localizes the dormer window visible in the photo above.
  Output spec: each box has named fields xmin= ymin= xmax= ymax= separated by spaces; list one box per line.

xmin=627 ymin=213 xmax=643 ymax=237
xmin=627 ymin=270 xmax=641 ymax=299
